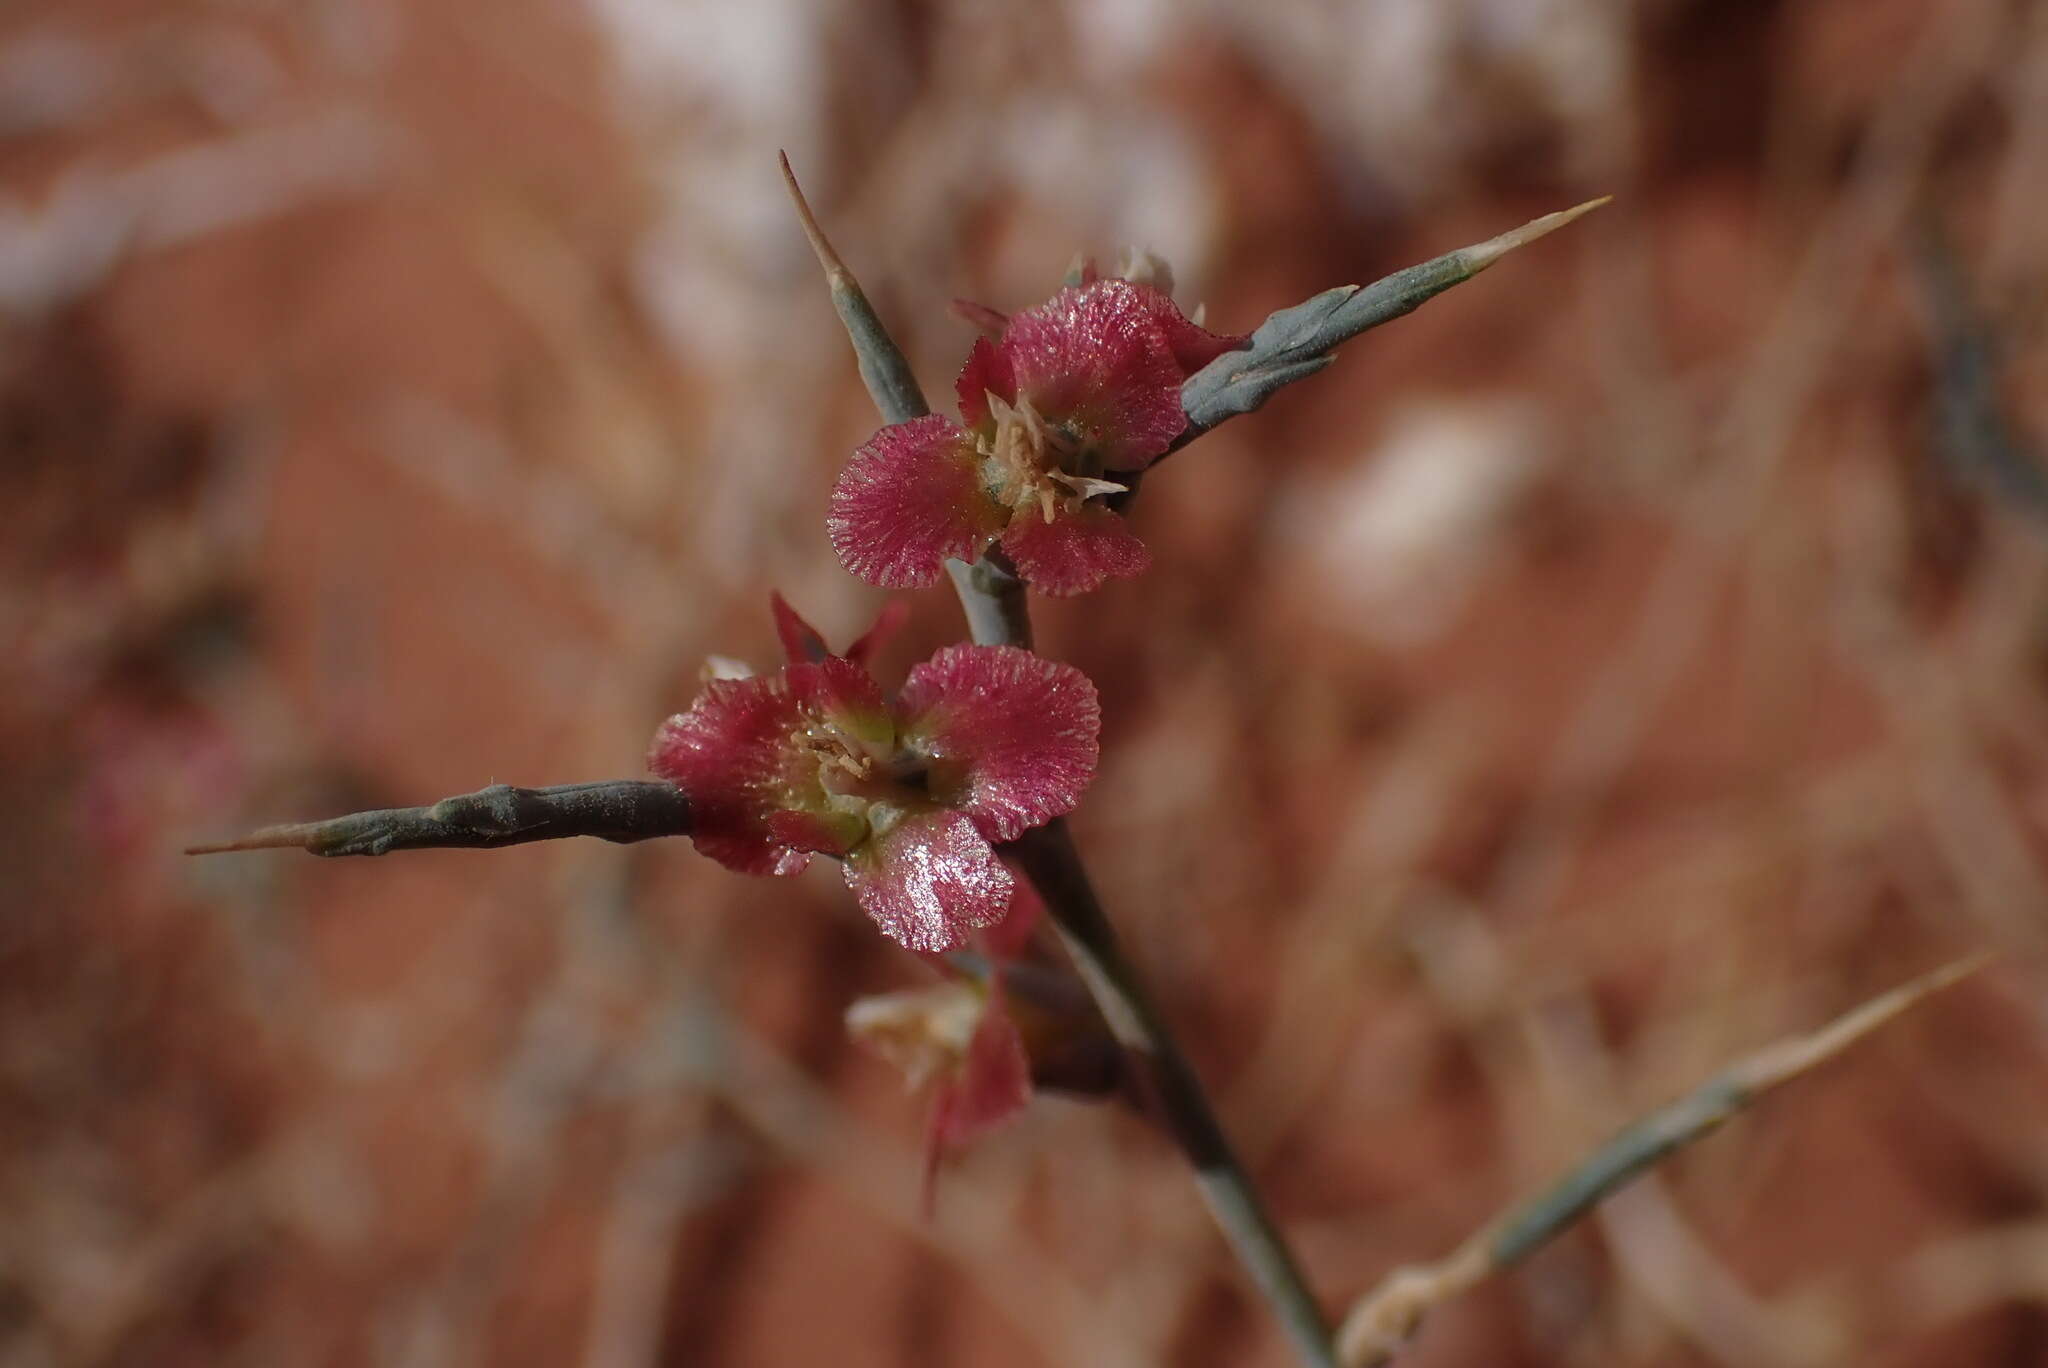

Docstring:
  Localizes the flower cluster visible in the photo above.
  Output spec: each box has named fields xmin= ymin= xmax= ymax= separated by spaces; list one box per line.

xmin=648 ymin=596 xmax=1099 ymax=953
xmin=829 ymin=276 xmax=1244 ymax=596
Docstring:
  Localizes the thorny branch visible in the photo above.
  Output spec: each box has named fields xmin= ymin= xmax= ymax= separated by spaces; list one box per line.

xmin=778 ymin=152 xmax=1037 ymax=652
xmin=1335 ymin=954 xmax=1990 ymax=1368
xmin=188 ymin=156 xmax=1611 ymax=1368
xmin=1169 ymin=196 xmax=1609 ymax=454
xmin=185 ymin=780 xmax=691 ymax=857
xmin=782 ymin=154 xmax=1341 ymax=1368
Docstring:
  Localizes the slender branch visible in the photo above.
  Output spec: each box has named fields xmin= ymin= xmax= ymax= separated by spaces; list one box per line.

xmin=780 ymin=151 xmax=1030 ymax=650
xmin=1009 ymin=822 xmax=1339 ymax=1367
xmin=184 ymin=779 xmax=692 ymax=857
xmin=784 ymin=154 xmax=1336 ymax=1365
xmin=1335 ymin=953 xmax=1990 ymax=1368
xmin=944 ymin=548 xmax=1034 ymax=650
xmin=1170 ymin=197 xmax=1610 ymax=457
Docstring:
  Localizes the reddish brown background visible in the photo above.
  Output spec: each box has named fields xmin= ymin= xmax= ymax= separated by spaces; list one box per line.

xmin=7 ymin=0 xmax=2048 ymax=1364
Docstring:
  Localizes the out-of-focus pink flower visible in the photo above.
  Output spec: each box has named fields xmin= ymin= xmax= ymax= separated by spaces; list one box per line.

xmin=848 ymin=975 xmax=1033 ymax=1198
xmin=830 ymin=278 xmax=1244 ymax=596
xmin=847 ymin=875 xmax=1037 ymax=1196
xmin=649 ymin=595 xmax=1099 ymax=952
xmin=847 ymin=877 xmax=1129 ymax=1194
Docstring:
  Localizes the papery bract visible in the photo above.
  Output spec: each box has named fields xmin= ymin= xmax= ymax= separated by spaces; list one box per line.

xmin=648 ymin=597 xmax=1100 ymax=953
xmin=829 ymin=277 xmax=1245 ymax=596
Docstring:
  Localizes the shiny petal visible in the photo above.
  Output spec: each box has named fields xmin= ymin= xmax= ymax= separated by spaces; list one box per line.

xmin=648 ymin=676 xmax=812 ymax=875
xmin=830 ymin=415 xmax=1004 ymax=588
xmin=844 ymin=808 xmax=1015 ymax=953
xmin=998 ymin=279 xmax=1186 ymax=469
xmin=954 ymin=336 xmax=1017 ymax=433
xmin=999 ymin=503 xmax=1151 ymax=597
xmin=896 ymin=644 xmax=1100 ymax=841
xmin=1130 ymin=282 xmax=1249 ymax=372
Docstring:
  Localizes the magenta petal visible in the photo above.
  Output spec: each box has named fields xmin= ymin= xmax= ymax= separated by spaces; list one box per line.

xmin=770 ymin=591 xmax=831 ymax=665
xmin=999 ymin=503 xmax=1151 ymax=598
xmin=954 ymin=336 xmax=1017 ymax=433
xmin=896 ymin=644 xmax=1100 ymax=841
xmin=844 ymin=809 xmax=1015 ymax=953
xmin=998 ymin=279 xmax=1186 ymax=469
xmin=786 ymin=656 xmax=891 ymax=742
xmin=830 ymin=415 xmax=1004 ymax=588
xmin=649 ymin=676 xmax=812 ymax=875
xmin=1131 ymin=283 xmax=1249 ymax=373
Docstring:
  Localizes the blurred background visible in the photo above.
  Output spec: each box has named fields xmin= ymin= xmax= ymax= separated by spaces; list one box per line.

xmin=6 ymin=0 xmax=2048 ymax=1364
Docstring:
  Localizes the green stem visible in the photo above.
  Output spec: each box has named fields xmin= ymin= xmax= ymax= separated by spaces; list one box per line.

xmin=945 ymin=549 xmax=1034 ymax=652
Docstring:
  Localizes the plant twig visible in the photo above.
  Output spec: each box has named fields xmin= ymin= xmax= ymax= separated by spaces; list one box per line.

xmin=1008 ymin=821 xmax=1339 ymax=1368
xmin=1170 ymin=197 xmax=1609 ymax=456
xmin=184 ymin=779 xmax=691 ymax=857
xmin=781 ymin=151 xmax=1030 ymax=651
xmin=1334 ymin=953 xmax=1990 ymax=1368
xmin=944 ymin=548 xmax=1034 ymax=650
xmin=784 ymin=154 xmax=1336 ymax=1366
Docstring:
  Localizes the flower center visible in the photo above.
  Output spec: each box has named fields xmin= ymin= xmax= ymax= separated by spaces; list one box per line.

xmin=979 ymin=391 xmax=1127 ymax=523
xmin=790 ymin=714 xmax=926 ymax=820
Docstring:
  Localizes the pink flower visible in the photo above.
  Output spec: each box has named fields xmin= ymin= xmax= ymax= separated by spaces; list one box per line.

xmin=847 ymin=973 xmax=1034 ymax=1200
xmin=847 ymin=878 xmax=1128 ymax=1197
xmin=648 ymin=595 xmax=1100 ymax=952
xmin=830 ymin=277 xmax=1245 ymax=596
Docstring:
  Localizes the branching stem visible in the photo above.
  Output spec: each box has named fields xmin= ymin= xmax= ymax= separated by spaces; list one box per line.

xmin=185 ymin=779 xmax=691 ymax=857
xmin=784 ymin=153 xmax=1338 ymax=1367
